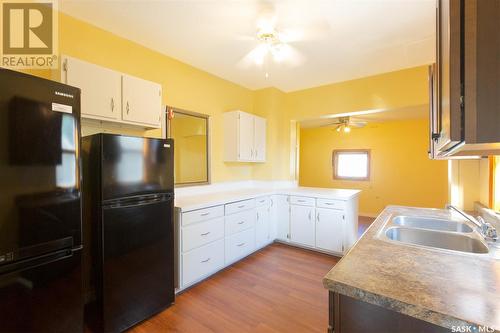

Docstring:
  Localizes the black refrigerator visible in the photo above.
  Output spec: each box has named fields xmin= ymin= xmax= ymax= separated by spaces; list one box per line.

xmin=82 ymin=134 xmax=175 ymax=333
xmin=0 ymin=68 xmax=83 ymax=332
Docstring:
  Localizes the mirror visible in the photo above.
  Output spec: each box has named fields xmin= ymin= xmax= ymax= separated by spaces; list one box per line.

xmin=167 ymin=108 xmax=210 ymax=186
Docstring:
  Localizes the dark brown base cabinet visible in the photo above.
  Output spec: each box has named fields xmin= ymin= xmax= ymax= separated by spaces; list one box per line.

xmin=328 ymin=292 xmax=449 ymax=333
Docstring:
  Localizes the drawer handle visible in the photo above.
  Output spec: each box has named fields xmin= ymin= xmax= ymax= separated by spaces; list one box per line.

xmin=325 ymin=203 xmax=335 ymax=206
xmin=237 ymin=205 xmax=245 ymax=209
xmin=200 ymin=232 xmax=211 ymax=236
xmin=259 ymin=200 xmax=265 ymax=203
xmin=298 ymin=200 xmax=306 ymax=202
xmin=237 ymin=221 xmax=245 ymax=225
xmin=200 ymin=212 xmax=210 ymax=217
xmin=237 ymin=242 xmax=246 ymax=247
xmin=201 ymin=258 xmax=211 ymax=263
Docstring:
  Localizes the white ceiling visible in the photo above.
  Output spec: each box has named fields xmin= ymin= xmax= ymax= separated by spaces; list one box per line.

xmin=60 ymin=0 xmax=436 ymax=92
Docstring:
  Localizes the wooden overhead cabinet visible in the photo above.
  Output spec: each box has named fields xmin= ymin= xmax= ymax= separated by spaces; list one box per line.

xmin=429 ymin=0 xmax=500 ymax=159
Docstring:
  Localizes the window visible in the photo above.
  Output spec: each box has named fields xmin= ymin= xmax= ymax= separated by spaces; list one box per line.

xmin=167 ymin=107 xmax=210 ymax=186
xmin=491 ymin=156 xmax=500 ymax=212
xmin=333 ymin=150 xmax=370 ymax=181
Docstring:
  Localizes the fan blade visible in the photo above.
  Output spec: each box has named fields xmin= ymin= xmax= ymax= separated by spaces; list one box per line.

xmin=237 ymin=44 xmax=268 ymax=68
xmin=349 ymin=121 xmax=368 ymax=128
xmin=318 ymin=121 xmax=342 ymax=128
xmin=234 ymin=34 xmax=257 ymax=42
xmin=276 ymin=44 xmax=304 ymax=67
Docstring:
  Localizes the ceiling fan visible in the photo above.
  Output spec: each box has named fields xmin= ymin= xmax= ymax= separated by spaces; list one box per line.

xmin=322 ymin=117 xmax=368 ymax=133
xmin=237 ymin=2 xmax=330 ymax=75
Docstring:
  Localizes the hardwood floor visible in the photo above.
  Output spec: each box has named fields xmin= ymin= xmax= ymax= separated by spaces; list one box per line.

xmin=358 ymin=216 xmax=376 ymax=237
xmin=129 ymin=216 xmax=375 ymax=333
xmin=130 ymin=243 xmax=339 ymax=333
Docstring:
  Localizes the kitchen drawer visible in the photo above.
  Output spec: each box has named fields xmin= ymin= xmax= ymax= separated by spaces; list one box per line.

xmin=182 ymin=217 xmax=224 ymax=252
xmin=182 ymin=239 xmax=224 ymax=287
xmin=289 ymin=196 xmax=315 ymax=207
xmin=182 ymin=205 xmax=224 ymax=226
xmin=225 ymin=210 xmax=255 ymax=236
xmin=225 ymin=228 xmax=255 ymax=264
xmin=225 ymin=199 xmax=255 ymax=215
xmin=255 ymin=196 xmax=271 ymax=207
xmin=316 ymin=198 xmax=346 ymax=210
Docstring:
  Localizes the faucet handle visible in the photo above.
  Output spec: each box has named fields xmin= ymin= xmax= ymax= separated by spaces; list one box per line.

xmin=485 ymin=224 xmax=498 ymax=241
xmin=480 ymin=219 xmax=498 ymax=241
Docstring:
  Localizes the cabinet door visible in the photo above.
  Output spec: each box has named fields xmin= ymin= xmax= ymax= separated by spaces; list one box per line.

xmin=238 ymin=112 xmax=254 ymax=161
xmin=272 ymin=195 xmax=290 ymax=241
xmin=64 ymin=56 xmax=121 ymax=121
xmin=315 ymin=208 xmax=344 ymax=253
xmin=255 ymin=205 xmax=271 ymax=248
xmin=254 ymin=116 xmax=266 ymax=162
xmin=290 ymin=205 xmax=315 ymax=247
xmin=435 ymin=0 xmax=463 ymax=152
xmin=122 ymin=74 xmax=162 ymax=128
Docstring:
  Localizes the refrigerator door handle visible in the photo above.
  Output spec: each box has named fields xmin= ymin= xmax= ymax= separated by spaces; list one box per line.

xmin=103 ymin=194 xmax=173 ymax=210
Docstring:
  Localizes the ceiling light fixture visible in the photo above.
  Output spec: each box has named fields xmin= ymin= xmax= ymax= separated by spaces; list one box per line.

xmin=253 ymin=28 xmax=290 ymax=66
xmin=335 ymin=118 xmax=352 ymax=133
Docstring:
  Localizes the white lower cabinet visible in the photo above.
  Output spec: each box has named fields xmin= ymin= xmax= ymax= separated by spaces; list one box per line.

xmin=182 ymin=239 xmax=224 ymax=286
xmin=225 ymin=228 xmax=255 ymax=264
xmin=315 ymin=208 xmax=344 ymax=253
xmin=255 ymin=205 xmax=271 ymax=248
xmin=182 ymin=217 xmax=225 ymax=252
xmin=272 ymin=195 xmax=290 ymax=241
xmin=179 ymin=192 xmax=358 ymax=290
xmin=225 ymin=210 xmax=255 ymax=235
xmin=290 ymin=205 xmax=316 ymax=247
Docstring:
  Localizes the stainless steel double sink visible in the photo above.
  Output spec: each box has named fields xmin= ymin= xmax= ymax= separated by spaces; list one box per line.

xmin=378 ymin=215 xmax=489 ymax=254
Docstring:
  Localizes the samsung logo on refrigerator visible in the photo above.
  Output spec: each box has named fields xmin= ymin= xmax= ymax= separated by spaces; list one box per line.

xmin=55 ymin=91 xmax=74 ymax=98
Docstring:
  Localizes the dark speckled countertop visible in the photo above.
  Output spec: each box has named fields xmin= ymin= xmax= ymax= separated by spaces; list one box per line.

xmin=323 ymin=206 xmax=500 ymax=331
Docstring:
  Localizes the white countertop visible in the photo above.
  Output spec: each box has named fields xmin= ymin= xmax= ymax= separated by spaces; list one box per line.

xmin=175 ymin=186 xmax=361 ymax=212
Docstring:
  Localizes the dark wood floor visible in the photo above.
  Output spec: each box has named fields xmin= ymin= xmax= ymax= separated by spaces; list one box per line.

xmin=358 ymin=216 xmax=376 ymax=236
xmin=129 ymin=217 xmax=375 ymax=333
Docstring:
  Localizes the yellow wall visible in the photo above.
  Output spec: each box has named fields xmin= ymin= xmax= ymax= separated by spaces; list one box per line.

xmin=252 ymin=87 xmax=290 ymax=180
xmin=299 ymin=119 xmax=449 ymax=216
xmin=286 ymin=66 xmax=429 ymax=121
xmin=14 ymin=11 xmax=437 ymax=189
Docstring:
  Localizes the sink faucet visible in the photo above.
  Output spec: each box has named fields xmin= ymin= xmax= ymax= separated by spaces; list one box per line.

xmin=446 ymin=204 xmax=498 ymax=241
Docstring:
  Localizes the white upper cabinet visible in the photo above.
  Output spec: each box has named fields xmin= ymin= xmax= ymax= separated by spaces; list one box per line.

xmin=63 ymin=56 xmax=121 ymax=121
xmin=238 ymin=111 xmax=254 ymax=161
xmin=224 ymin=110 xmax=267 ymax=163
xmin=61 ymin=55 xmax=162 ymax=129
xmin=253 ymin=116 xmax=266 ymax=162
xmin=122 ymin=75 xmax=162 ymax=128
